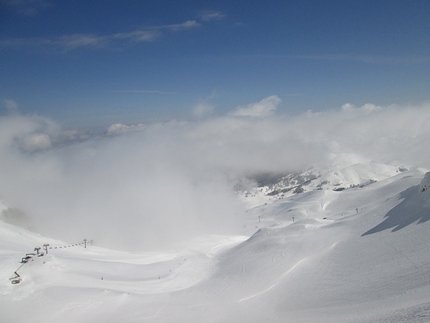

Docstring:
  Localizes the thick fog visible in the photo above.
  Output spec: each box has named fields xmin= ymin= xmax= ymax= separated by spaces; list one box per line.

xmin=1 ymin=97 xmax=429 ymax=250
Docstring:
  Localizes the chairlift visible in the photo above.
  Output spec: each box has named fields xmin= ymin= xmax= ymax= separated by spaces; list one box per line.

xmin=9 ymin=272 xmax=22 ymax=284
xmin=21 ymin=256 xmax=32 ymax=263
xmin=9 ymin=272 xmax=20 ymax=279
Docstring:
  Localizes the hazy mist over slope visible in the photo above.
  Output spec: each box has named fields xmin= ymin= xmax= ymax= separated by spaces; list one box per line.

xmin=1 ymin=98 xmax=429 ymax=250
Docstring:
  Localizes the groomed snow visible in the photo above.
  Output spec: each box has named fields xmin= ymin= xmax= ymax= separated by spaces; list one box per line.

xmin=1 ymin=167 xmax=430 ymax=322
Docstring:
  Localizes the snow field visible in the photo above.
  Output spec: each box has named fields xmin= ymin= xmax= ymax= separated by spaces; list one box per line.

xmin=1 ymin=166 xmax=430 ymax=322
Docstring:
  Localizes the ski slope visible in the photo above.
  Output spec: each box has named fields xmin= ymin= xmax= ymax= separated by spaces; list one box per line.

xmin=1 ymin=166 xmax=430 ymax=322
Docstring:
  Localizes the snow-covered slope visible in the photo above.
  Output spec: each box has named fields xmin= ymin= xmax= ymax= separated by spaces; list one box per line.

xmin=1 ymin=166 xmax=430 ymax=322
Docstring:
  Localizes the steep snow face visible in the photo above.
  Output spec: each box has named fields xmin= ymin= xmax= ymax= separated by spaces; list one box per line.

xmin=1 ymin=167 xmax=430 ymax=323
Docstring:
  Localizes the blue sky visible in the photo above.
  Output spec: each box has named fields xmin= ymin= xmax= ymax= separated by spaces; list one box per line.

xmin=1 ymin=0 xmax=429 ymax=128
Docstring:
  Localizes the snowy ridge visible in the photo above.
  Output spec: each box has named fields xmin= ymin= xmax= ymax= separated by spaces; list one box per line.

xmin=239 ymin=162 xmax=409 ymax=208
xmin=1 ymin=165 xmax=430 ymax=322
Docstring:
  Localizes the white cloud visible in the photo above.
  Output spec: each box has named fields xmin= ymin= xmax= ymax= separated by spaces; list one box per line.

xmin=57 ymin=34 xmax=108 ymax=50
xmin=3 ymin=99 xmax=19 ymax=115
xmin=106 ymin=123 xmax=146 ymax=136
xmin=0 ymin=101 xmax=429 ymax=251
xmin=199 ymin=10 xmax=226 ymax=22
xmin=342 ymin=103 xmax=382 ymax=113
xmin=0 ymin=20 xmax=200 ymax=51
xmin=229 ymin=95 xmax=281 ymax=117
xmin=20 ymin=133 xmax=51 ymax=151
xmin=192 ymin=102 xmax=214 ymax=118
xmin=0 ymin=114 xmax=59 ymax=151
xmin=113 ymin=30 xmax=160 ymax=43
xmin=163 ymin=20 xmax=200 ymax=31
xmin=74 ymin=20 xmax=199 ymax=47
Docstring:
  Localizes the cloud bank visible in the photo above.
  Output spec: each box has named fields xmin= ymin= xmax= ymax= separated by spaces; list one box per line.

xmin=0 ymin=97 xmax=429 ymax=250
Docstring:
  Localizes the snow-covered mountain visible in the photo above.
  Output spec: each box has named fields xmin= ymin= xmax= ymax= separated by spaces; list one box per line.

xmin=1 ymin=164 xmax=430 ymax=322
xmin=239 ymin=162 xmax=409 ymax=207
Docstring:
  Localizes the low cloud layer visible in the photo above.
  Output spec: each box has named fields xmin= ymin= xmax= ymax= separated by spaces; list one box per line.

xmin=0 ymin=97 xmax=429 ymax=250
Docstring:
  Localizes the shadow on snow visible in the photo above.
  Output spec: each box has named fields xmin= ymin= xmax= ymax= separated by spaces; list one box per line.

xmin=362 ymin=185 xmax=430 ymax=236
